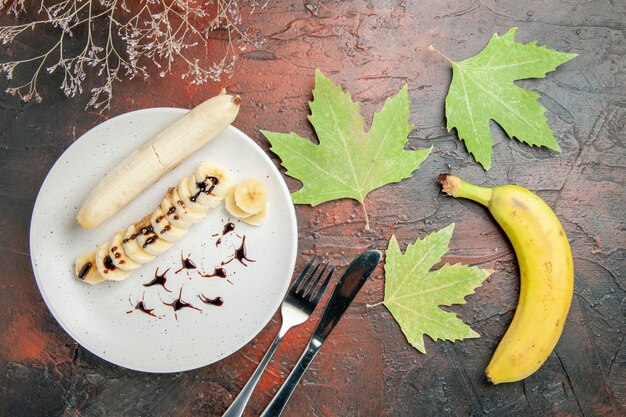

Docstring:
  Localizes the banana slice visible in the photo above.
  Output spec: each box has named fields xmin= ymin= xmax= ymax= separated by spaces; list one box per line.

xmin=74 ymin=251 xmax=106 ymax=284
xmin=187 ymin=176 xmax=222 ymax=209
xmin=225 ymin=187 xmax=253 ymax=219
xmin=96 ymin=242 xmax=130 ymax=281
xmin=150 ymin=207 xmax=188 ymax=242
xmin=194 ymin=162 xmax=232 ymax=197
xmin=134 ymin=228 xmax=172 ymax=256
xmin=109 ymin=231 xmax=141 ymax=271
xmin=160 ymin=188 xmax=192 ymax=230
xmin=178 ymin=176 xmax=213 ymax=213
xmin=170 ymin=187 xmax=206 ymax=224
xmin=242 ymin=205 xmax=269 ymax=226
xmin=122 ymin=223 xmax=156 ymax=264
xmin=234 ymin=179 xmax=268 ymax=214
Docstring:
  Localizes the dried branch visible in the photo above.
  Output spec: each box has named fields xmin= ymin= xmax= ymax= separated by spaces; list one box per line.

xmin=0 ymin=0 xmax=265 ymax=111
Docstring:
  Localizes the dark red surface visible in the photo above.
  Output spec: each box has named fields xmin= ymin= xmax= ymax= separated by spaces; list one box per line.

xmin=1 ymin=1 xmax=625 ymax=416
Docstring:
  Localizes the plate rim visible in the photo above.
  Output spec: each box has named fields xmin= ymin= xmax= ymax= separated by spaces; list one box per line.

xmin=29 ymin=107 xmax=298 ymax=373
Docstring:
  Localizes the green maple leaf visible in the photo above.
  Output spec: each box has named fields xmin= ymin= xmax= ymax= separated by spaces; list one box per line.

xmin=382 ymin=224 xmax=492 ymax=353
xmin=262 ymin=70 xmax=431 ymax=229
xmin=434 ymin=27 xmax=577 ymax=170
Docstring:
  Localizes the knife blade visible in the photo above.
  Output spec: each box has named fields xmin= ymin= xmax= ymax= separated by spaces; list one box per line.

xmin=260 ymin=249 xmax=382 ymax=417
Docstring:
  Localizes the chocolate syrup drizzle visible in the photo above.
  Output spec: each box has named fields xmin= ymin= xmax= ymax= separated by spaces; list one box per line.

xmin=175 ymin=251 xmax=197 ymax=274
xmin=144 ymin=267 xmax=171 ymax=292
xmin=216 ymin=222 xmax=235 ymax=247
xmin=198 ymin=294 xmax=224 ymax=307
xmin=223 ymin=236 xmax=255 ymax=267
xmin=78 ymin=262 xmax=92 ymax=279
xmin=161 ymin=287 xmax=202 ymax=319
xmin=127 ymin=294 xmax=158 ymax=317
xmin=199 ymin=267 xmax=227 ymax=279
xmin=190 ymin=176 xmax=219 ymax=203
xmin=122 ymin=224 xmax=154 ymax=244
xmin=102 ymin=256 xmax=116 ymax=274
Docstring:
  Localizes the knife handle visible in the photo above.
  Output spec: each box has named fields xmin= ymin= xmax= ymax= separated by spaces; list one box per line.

xmin=260 ymin=339 xmax=321 ymax=417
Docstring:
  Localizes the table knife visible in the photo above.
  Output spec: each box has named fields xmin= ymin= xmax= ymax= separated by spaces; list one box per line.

xmin=260 ymin=249 xmax=382 ymax=417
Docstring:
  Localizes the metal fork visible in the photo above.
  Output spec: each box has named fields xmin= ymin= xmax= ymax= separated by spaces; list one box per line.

xmin=222 ymin=256 xmax=335 ymax=417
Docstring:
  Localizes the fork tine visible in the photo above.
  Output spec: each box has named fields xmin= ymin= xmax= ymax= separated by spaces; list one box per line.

xmin=297 ymin=258 xmax=322 ymax=294
xmin=304 ymin=261 xmax=329 ymax=299
xmin=312 ymin=267 xmax=335 ymax=305
xmin=291 ymin=256 xmax=316 ymax=290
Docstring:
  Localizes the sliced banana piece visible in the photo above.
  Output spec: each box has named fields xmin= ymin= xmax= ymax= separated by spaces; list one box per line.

xmin=122 ymin=223 xmax=156 ymax=264
xmin=74 ymin=251 xmax=106 ymax=284
xmin=109 ymin=231 xmax=141 ymax=271
xmin=194 ymin=162 xmax=232 ymax=197
xmin=187 ymin=176 xmax=222 ymax=209
xmin=242 ymin=205 xmax=269 ymax=226
xmin=170 ymin=187 xmax=206 ymax=224
xmin=225 ymin=187 xmax=253 ymax=219
xmin=234 ymin=179 xmax=268 ymax=214
xmin=151 ymin=207 xmax=188 ymax=242
xmin=178 ymin=176 xmax=213 ymax=213
xmin=160 ymin=188 xmax=192 ymax=230
xmin=135 ymin=232 xmax=172 ymax=256
xmin=96 ymin=241 xmax=130 ymax=281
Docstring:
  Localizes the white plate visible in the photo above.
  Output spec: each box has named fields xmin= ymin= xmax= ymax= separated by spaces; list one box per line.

xmin=30 ymin=108 xmax=297 ymax=373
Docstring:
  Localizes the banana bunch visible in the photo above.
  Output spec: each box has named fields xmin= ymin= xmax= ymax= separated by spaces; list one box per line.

xmin=77 ymin=90 xmax=241 ymax=229
xmin=439 ymin=174 xmax=574 ymax=384
xmin=74 ymin=162 xmax=232 ymax=285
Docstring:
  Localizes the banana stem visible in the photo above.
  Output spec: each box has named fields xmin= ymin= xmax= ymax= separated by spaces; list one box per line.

xmin=438 ymin=173 xmax=493 ymax=207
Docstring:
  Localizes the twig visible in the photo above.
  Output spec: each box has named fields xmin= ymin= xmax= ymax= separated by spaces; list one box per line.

xmin=0 ymin=0 xmax=266 ymax=111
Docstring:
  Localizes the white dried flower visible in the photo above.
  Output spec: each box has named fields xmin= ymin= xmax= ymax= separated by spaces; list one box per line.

xmin=0 ymin=0 xmax=264 ymax=111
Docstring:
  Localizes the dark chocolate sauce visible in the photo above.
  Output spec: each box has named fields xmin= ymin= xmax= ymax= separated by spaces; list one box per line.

xmin=223 ymin=236 xmax=255 ymax=266
xmin=142 ymin=235 xmax=158 ymax=248
xmin=223 ymin=222 xmax=235 ymax=234
xmin=111 ymin=245 xmax=123 ymax=260
xmin=175 ymin=251 xmax=197 ymax=274
xmin=144 ymin=267 xmax=171 ymax=292
xmin=130 ymin=301 xmax=157 ymax=317
xmin=190 ymin=176 xmax=218 ymax=202
xmin=167 ymin=206 xmax=176 ymax=215
xmin=103 ymin=256 xmax=116 ymax=272
xmin=162 ymin=287 xmax=202 ymax=319
xmin=123 ymin=224 xmax=154 ymax=243
xmin=160 ymin=225 xmax=171 ymax=234
xmin=198 ymin=294 xmax=224 ymax=307
xmin=127 ymin=295 xmax=157 ymax=317
xmin=199 ymin=267 xmax=227 ymax=279
xmin=78 ymin=262 xmax=92 ymax=279
xmin=216 ymin=222 xmax=236 ymax=247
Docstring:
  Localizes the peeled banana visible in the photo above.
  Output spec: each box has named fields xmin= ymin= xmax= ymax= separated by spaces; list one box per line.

xmin=224 ymin=179 xmax=269 ymax=225
xmin=75 ymin=163 xmax=232 ymax=284
xmin=438 ymin=173 xmax=574 ymax=384
xmin=76 ymin=91 xmax=241 ymax=229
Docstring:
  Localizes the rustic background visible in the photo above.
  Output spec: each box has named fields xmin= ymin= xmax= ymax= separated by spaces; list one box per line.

xmin=1 ymin=0 xmax=624 ymax=416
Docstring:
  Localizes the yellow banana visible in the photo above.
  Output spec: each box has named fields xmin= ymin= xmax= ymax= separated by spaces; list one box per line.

xmin=438 ymin=173 xmax=574 ymax=384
